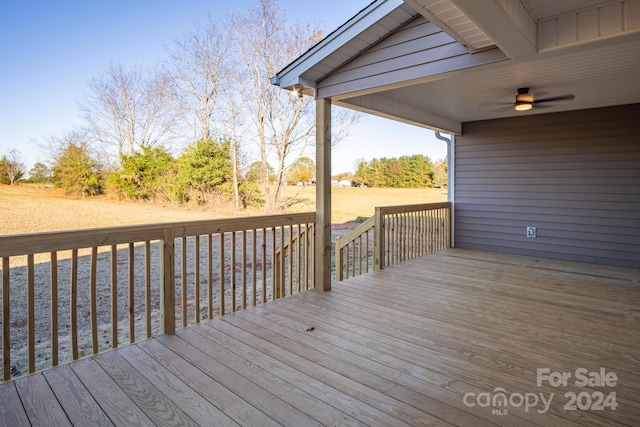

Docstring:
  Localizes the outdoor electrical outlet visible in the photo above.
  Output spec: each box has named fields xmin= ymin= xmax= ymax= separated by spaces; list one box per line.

xmin=526 ymin=227 xmax=537 ymax=238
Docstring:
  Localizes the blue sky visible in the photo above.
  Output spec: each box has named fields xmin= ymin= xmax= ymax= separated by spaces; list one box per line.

xmin=0 ymin=0 xmax=446 ymax=175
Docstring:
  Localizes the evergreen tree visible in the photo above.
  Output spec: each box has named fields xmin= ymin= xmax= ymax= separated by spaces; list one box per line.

xmin=107 ymin=146 xmax=174 ymax=200
xmin=175 ymin=138 xmax=233 ymax=203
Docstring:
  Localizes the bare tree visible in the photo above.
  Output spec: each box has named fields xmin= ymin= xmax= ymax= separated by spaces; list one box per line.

xmin=0 ymin=149 xmax=26 ymax=185
xmin=168 ymin=17 xmax=229 ymax=142
xmin=229 ymin=0 xmax=360 ymax=211
xmin=79 ymin=63 xmax=176 ymax=164
xmin=228 ymin=0 xmax=323 ymax=211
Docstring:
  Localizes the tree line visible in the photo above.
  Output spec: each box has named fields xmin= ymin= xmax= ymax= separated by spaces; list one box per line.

xmin=1 ymin=0 xmax=357 ymax=211
xmin=353 ymin=155 xmax=447 ymax=188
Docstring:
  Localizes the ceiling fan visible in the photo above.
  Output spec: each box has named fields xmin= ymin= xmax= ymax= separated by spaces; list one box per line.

xmin=513 ymin=87 xmax=575 ymax=111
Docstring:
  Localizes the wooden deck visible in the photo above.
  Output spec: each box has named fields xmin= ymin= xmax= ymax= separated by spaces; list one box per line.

xmin=1 ymin=249 xmax=639 ymax=426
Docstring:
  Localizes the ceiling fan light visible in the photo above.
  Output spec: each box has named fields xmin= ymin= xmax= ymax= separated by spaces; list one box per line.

xmin=515 ymin=101 xmax=532 ymax=111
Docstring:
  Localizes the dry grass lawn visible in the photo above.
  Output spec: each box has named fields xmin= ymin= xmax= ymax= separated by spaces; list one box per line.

xmin=0 ymin=184 xmax=447 ymax=234
xmin=284 ymin=185 xmax=448 ymax=223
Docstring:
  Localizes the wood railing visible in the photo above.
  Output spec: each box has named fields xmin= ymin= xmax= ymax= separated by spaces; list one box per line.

xmin=274 ymin=224 xmax=315 ymax=299
xmin=0 ymin=213 xmax=315 ymax=381
xmin=376 ymin=202 xmax=451 ymax=269
xmin=335 ymin=202 xmax=451 ymax=280
xmin=334 ymin=216 xmax=375 ymax=281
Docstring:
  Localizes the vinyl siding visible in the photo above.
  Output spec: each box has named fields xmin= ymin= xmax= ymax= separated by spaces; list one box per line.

xmin=454 ymin=103 xmax=640 ymax=269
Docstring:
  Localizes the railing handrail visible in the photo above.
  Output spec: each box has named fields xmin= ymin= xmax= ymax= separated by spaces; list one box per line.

xmin=376 ymin=201 xmax=451 ymax=215
xmin=0 ymin=212 xmax=316 ymax=257
xmin=335 ymin=216 xmax=375 ymax=251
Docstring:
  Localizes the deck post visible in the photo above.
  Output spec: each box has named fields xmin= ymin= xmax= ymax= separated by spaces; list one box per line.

xmin=160 ymin=229 xmax=176 ymax=335
xmin=315 ymin=97 xmax=332 ymax=291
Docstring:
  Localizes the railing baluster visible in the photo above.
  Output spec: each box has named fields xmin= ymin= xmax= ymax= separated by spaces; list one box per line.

xmin=90 ymin=247 xmax=98 ymax=355
xmin=207 ymin=235 xmax=213 ymax=320
xmin=231 ymin=232 xmax=236 ymax=312
xmin=399 ymin=213 xmax=404 ymax=263
xmin=392 ymin=214 xmax=397 ymax=265
xmin=288 ymin=225 xmax=293 ymax=296
xmin=242 ymin=230 xmax=247 ymax=310
xmin=335 ymin=236 xmax=343 ymax=281
xmin=3 ymin=257 xmax=10 ymax=381
xmin=219 ymin=233 xmax=225 ymax=316
xmin=404 ymin=213 xmax=408 ymax=260
xmin=270 ymin=228 xmax=275 ymax=301
xmin=129 ymin=242 xmax=135 ymax=343
xmin=70 ymin=249 xmax=78 ymax=360
xmin=297 ymin=225 xmax=302 ymax=293
xmin=111 ymin=245 xmax=118 ymax=349
xmin=262 ymin=228 xmax=267 ymax=304
xmin=304 ymin=224 xmax=313 ymax=291
xmin=447 ymin=206 xmax=452 ymax=248
xmin=365 ymin=230 xmax=369 ymax=273
xmin=433 ymin=209 xmax=438 ymax=251
xmin=345 ymin=244 xmax=350 ymax=279
xmin=351 ymin=240 xmax=356 ymax=278
xmin=50 ymin=251 xmax=58 ymax=367
xmin=303 ymin=226 xmax=307 ymax=289
xmin=194 ymin=236 xmax=200 ymax=324
xmin=421 ymin=211 xmax=425 ymax=255
xmin=181 ymin=236 xmax=187 ymax=328
xmin=358 ymin=234 xmax=363 ymax=276
xmin=410 ymin=212 xmax=415 ymax=259
xmin=278 ymin=227 xmax=284 ymax=299
xmin=252 ymin=229 xmax=257 ymax=307
xmin=145 ymin=241 xmax=151 ymax=339
xmin=27 ymin=254 xmax=35 ymax=373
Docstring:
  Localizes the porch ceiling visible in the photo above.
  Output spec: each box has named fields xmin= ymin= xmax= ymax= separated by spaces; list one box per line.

xmin=273 ymin=0 xmax=640 ymax=134
xmin=370 ymin=32 xmax=640 ymax=123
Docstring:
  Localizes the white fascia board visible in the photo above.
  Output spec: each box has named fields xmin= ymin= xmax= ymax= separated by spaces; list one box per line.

xmin=451 ymin=0 xmax=537 ymax=58
xmin=337 ymin=93 xmax=461 ymax=134
xmin=271 ymin=0 xmax=404 ymax=91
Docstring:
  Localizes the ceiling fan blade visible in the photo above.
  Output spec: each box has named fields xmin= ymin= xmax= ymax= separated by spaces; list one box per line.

xmin=534 ymin=94 xmax=575 ymax=104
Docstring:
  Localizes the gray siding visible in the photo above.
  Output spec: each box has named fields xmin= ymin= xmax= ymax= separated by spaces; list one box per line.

xmin=455 ymin=104 xmax=640 ymax=268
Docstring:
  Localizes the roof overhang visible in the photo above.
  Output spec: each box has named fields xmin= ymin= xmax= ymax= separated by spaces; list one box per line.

xmin=271 ymin=0 xmax=411 ymax=95
xmin=272 ymin=0 xmax=640 ymax=135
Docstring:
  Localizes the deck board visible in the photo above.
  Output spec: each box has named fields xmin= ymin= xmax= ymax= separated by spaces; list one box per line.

xmin=0 ymin=381 xmax=30 ymax=426
xmin=14 ymin=372 xmax=72 ymax=427
xmin=1 ymin=249 xmax=639 ymax=426
xmin=42 ymin=365 xmax=113 ymax=426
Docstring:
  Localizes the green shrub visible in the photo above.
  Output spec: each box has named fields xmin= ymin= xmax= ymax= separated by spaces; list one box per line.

xmin=107 ymin=146 xmax=174 ymax=200
xmin=52 ymin=143 xmax=103 ymax=196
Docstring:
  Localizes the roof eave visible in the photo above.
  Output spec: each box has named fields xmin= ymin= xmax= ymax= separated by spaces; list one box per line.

xmin=271 ymin=0 xmax=405 ymax=93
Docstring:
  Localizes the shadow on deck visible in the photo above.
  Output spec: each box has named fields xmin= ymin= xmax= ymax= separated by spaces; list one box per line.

xmin=1 ymin=249 xmax=639 ymax=426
